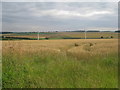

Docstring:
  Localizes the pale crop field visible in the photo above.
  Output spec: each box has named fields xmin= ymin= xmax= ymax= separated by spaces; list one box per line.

xmin=1 ymin=32 xmax=118 ymax=39
xmin=2 ymin=39 xmax=118 ymax=88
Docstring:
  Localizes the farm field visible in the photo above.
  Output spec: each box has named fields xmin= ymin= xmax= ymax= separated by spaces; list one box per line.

xmin=2 ymin=39 xmax=118 ymax=88
xmin=1 ymin=32 xmax=118 ymax=40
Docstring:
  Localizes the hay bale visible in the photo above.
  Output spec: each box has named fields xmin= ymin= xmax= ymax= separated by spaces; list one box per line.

xmin=74 ymin=43 xmax=79 ymax=47
xmin=89 ymin=43 xmax=93 ymax=46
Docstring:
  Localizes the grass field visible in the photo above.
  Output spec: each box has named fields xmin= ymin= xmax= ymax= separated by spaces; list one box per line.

xmin=0 ymin=41 xmax=1 ymax=89
xmin=2 ymin=39 xmax=118 ymax=88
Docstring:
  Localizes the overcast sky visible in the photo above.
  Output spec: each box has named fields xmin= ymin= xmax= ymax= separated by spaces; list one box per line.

xmin=2 ymin=2 xmax=118 ymax=32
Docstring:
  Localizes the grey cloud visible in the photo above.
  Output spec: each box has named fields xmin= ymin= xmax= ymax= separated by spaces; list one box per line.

xmin=2 ymin=2 xmax=118 ymax=32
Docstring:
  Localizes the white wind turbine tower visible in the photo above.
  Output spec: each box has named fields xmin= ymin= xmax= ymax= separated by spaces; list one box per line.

xmin=84 ymin=28 xmax=87 ymax=39
xmin=37 ymin=31 xmax=39 ymax=40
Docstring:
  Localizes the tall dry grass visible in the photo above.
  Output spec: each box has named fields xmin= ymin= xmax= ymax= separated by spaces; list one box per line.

xmin=2 ymin=39 xmax=118 ymax=88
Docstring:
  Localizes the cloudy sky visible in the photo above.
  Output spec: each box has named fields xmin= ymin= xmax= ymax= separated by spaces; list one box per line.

xmin=2 ymin=2 xmax=118 ymax=32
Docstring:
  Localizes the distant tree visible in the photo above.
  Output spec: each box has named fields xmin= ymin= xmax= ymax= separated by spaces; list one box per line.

xmin=101 ymin=36 xmax=103 ymax=39
xmin=45 ymin=37 xmax=49 ymax=40
xmin=2 ymin=36 xmax=5 ymax=38
xmin=111 ymin=36 xmax=113 ymax=38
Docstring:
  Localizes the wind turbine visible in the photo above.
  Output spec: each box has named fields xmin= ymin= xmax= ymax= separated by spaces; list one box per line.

xmin=37 ymin=31 xmax=39 ymax=40
xmin=84 ymin=28 xmax=87 ymax=39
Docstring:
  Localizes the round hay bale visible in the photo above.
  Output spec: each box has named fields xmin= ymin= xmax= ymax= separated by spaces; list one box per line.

xmin=74 ymin=43 xmax=79 ymax=47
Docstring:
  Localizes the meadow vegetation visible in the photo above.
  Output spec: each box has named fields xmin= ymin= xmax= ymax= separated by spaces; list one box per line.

xmin=2 ymin=39 xmax=118 ymax=88
xmin=0 ymin=41 xmax=2 ymax=89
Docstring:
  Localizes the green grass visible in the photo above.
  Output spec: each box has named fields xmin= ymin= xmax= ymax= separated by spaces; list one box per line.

xmin=2 ymin=50 xmax=118 ymax=88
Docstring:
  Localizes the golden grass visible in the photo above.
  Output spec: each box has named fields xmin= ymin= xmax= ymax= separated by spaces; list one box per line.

xmin=2 ymin=39 xmax=118 ymax=88
xmin=2 ymin=39 xmax=118 ymax=58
